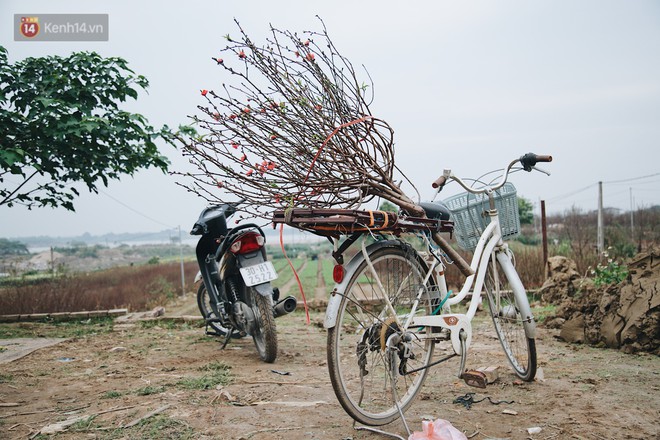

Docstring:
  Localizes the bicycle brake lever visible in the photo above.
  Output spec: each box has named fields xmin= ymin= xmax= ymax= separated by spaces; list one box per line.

xmin=531 ymin=165 xmax=551 ymax=176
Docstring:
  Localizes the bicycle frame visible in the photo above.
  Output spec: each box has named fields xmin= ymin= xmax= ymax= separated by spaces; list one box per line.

xmin=414 ymin=208 xmax=535 ymax=341
xmin=324 ymin=195 xmax=536 ymax=353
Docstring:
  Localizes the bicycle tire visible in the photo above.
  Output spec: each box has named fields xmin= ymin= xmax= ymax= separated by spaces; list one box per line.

xmin=196 ymin=283 xmax=243 ymax=339
xmin=484 ymin=253 xmax=537 ymax=381
xmin=248 ymin=288 xmax=278 ymax=363
xmin=327 ymin=244 xmax=436 ymax=426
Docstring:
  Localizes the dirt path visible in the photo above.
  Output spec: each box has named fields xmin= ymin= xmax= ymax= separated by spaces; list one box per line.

xmin=315 ymin=258 xmax=326 ymax=300
xmin=278 ymin=259 xmax=307 ymax=298
xmin=0 ymin=296 xmax=658 ymax=439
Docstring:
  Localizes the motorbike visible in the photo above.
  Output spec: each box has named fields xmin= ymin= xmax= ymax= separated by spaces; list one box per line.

xmin=191 ymin=201 xmax=297 ymax=363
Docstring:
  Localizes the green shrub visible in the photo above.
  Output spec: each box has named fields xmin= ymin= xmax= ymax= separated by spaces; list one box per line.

xmin=592 ymin=252 xmax=628 ymax=287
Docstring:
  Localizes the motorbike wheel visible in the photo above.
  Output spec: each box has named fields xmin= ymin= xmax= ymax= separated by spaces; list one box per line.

xmin=197 ymin=283 xmax=244 ymax=339
xmin=248 ymin=288 xmax=278 ymax=363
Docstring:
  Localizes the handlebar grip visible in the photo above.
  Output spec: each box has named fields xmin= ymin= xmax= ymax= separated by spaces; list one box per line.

xmin=432 ymin=175 xmax=447 ymax=189
xmin=520 ymin=152 xmax=553 ymax=171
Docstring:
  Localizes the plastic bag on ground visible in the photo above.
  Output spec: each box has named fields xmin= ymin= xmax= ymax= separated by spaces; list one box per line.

xmin=408 ymin=419 xmax=468 ymax=440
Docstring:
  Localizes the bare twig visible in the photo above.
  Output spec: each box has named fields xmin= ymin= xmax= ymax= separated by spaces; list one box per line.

xmin=122 ymin=404 xmax=171 ymax=428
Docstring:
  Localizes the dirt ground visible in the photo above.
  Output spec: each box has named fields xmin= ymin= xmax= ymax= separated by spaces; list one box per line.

xmin=1 ymin=293 xmax=659 ymax=440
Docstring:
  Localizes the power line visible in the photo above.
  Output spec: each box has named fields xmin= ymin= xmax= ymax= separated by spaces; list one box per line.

xmin=546 ymin=183 xmax=597 ymax=202
xmin=547 ymin=172 xmax=660 ymax=204
xmin=602 ymin=172 xmax=660 ymax=185
xmin=99 ymin=189 xmax=176 ymax=229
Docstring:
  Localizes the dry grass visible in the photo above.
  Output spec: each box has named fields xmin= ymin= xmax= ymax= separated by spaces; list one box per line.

xmin=0 ymin=262 xmax=198 ymax=315
xmin=444 ymin=244 xmax=546 ymax=291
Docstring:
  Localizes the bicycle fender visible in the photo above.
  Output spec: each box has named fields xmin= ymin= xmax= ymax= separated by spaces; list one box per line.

xmin=496 ymin=252 xmax=537 ymax=339
xmin=324 ymin=240 xmax=405 ymax=329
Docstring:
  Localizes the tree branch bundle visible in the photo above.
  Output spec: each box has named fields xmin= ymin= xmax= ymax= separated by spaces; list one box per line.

xmin=174 ymin=18 xmax=422 ymax=219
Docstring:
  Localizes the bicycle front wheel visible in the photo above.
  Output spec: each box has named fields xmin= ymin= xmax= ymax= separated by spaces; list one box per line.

xmin=327 ymin=244 xmax=435 ymax=426
xmin=484 ymin=252 xmax=537 ymax=381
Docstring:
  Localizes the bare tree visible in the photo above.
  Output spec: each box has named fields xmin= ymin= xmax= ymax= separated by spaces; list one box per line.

xmin=561 ymin=206 xmax=597 ymax=272
xmin=634 ymin=205 xmax=660 ymax=252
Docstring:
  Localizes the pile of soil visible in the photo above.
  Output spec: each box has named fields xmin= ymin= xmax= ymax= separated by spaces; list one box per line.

xmin=540 ymin=251 xmax=659 ymax=354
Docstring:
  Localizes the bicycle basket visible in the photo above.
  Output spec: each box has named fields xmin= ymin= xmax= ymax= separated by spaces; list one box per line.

xmin=442 ymin=182 xmax=520 ymax=251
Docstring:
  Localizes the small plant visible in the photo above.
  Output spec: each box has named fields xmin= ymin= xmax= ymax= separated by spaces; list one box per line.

xmin=146 ymin=276 xmax=176 ymax=303
xmin=131 ymin=414 xmax=195 ymax=439
xmin=0 ymin=373 xmax=13 ymax=383
xmin=176 ymin=361 xmax=232 ymax=390
xmin=136 ymin=385 xmax=165 ymax=396
xmin=101 ymin=390 xmax=123 ymax=399
xmin=592 ymin=251 xmax=628 ymax=287
xmin=70 ymin=416 xmax=97 ymax=432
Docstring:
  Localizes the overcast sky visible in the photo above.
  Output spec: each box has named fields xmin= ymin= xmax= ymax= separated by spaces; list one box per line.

xmin=2 ymin=0 xmax=659 ymax=241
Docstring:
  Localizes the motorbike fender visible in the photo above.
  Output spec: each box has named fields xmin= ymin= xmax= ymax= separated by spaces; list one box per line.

xmin=253 ymin=281 xmax=274 ymax=297
xmin=324 ymin=239 xmax=405 ymax=329
xmin=237 ymin=252 xmax=274 ymax=297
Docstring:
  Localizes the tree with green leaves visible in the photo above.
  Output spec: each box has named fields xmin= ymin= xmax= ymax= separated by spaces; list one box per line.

xmin=0 ymin=47 xmax=172 ymax=210
xmin=0 ymin=238 xmax=29 ymax=256
xmin=518 ymin=196 xmax=534 ymax=225
xmin=378 ymin=201 xmax=398 ymax=213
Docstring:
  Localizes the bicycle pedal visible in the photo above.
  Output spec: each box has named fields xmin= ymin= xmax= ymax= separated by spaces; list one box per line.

xmin=462 ymin=369 xmax=488 ymax=389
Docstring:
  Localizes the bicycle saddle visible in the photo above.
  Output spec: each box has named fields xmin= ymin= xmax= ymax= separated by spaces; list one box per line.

xmin=418 ymin=201 xmax=451 ymax=221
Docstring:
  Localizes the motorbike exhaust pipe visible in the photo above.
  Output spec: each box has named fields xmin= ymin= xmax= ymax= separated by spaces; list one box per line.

xmin=273 ymin=295 xmax=297 ymax=318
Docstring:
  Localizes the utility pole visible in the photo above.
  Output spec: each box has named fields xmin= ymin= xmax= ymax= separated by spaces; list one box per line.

xmin=597 ymin=181 xmax=604 ymax=255
xmin=629 ymin=187 xmax=634 ymax=238
xmin=541 ymin=200 xmax=548 ymax=279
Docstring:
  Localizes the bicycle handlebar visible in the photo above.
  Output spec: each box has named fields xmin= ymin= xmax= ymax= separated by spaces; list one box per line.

xmin=431 ymin=175 xmax=447 ymax=189
xmin=432 ymin=152 xmax=552 ymax=194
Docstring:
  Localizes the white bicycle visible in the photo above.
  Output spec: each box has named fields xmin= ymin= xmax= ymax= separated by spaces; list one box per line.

xmin=315 ymin=153 xmax=552 ymax=429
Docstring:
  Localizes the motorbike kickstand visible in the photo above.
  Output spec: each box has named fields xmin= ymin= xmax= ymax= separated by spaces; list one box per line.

xmin=219 ymin=328 xmax=234 ymax=350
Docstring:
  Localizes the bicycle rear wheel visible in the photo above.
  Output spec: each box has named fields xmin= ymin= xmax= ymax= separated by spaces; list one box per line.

xmin=484 ymin=252 xmax=537 ymax=381
xmin=327 ymin=244 xmax=436 ymax=426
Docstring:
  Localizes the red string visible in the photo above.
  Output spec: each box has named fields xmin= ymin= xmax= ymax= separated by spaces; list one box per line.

xmin=281 ymin=116 xmax=373 ymax=325
xmin=280 ymin=223 xmax=310 ymax=324
xmin=303 ymin=115 xmax=374 ymax=184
